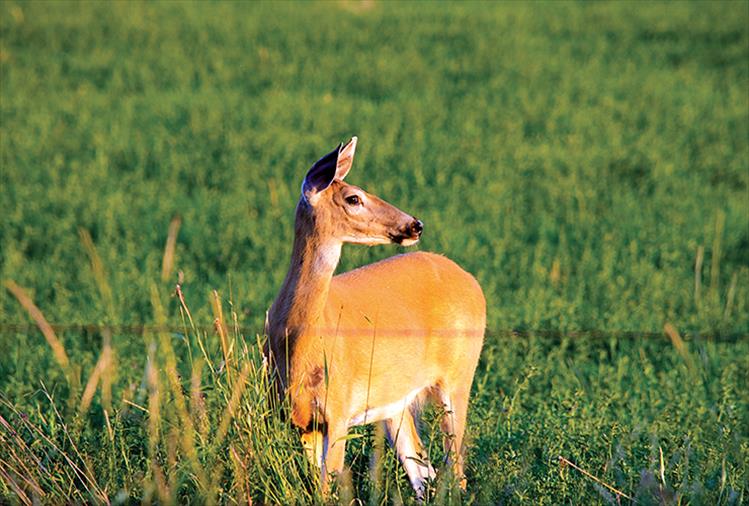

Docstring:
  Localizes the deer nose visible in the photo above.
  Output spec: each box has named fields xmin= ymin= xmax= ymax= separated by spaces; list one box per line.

xmin=411 ymin=219 xmax=423 ymax=236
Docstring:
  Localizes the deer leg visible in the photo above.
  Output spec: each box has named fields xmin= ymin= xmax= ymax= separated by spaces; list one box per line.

xmin=439 ymin=387 xmax=470 ymax=490
xmin=321 ymin=422 xmax=348 ymax=495
xmin=384 ymin=408 xmax=435 ymax=499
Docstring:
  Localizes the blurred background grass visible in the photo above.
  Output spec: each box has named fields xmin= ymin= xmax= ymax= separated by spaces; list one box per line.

xmin=1 ymin=0 xmax=747 ymax=333
xmin=1 ymin=1 xmax=747 ymax=503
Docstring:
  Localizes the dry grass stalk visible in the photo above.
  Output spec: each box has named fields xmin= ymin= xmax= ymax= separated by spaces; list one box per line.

xmin=0 ymin=457 xmax=34 ymax=506
xmin=215 ymin=361 xmax=252 ymax=447
xmin=6 ymin=391 xmax=109 ymax=503
xmin=208 ymin=362 xmax=252 ymax=502
xmin=103 ymin=409 xmax=114 ymax=443
xmin=176 ymin=283 xmax=196 ymax=329
xmin=190 ymin=358 xmax=209 ymax=439
xmin=211 ymin=289 xmax=233 ymax=379
xmin=161 ymin=215 xmax=182 ymax=282
xmin=229 ymin=444 xmax=252 ymax=506
xmin=41 ymin=386 xmax=107 ymax=501
xmin=0 ymin=413 xmax=47 ymax=505
xmin=558 ymin=455 xmax=633 ymax=501
xmin=663 ymin=323 xmax=696 ymax=372
xmin=78 ymin=342 xmax=112 ymax=416
xmin=100 ymin=328 xmax=113 ymax=412
xmin=0 ymin=412 xmax=46 ymax=500
xmin=3 ymin=280 xmax=77 ymax=389
xmin=1 ymin=451 xmax=42 ymax=498
xmin=150 ymin=285 xmax=208 ymax=490
xmin=145 ymin=349 xmax=170 ymax=505
xmin=78 ymin=228 xmax=115 ymax=314
xmin=78 ymin=230 xmax=116 ymax=410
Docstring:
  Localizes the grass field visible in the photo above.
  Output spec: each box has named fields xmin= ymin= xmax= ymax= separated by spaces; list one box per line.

xmin=1 ymin=1 xmax=748 ymax=504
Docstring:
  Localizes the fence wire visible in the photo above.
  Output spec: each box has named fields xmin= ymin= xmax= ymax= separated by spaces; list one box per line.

xmin=0 ymin=323 xmax=745 ymax=342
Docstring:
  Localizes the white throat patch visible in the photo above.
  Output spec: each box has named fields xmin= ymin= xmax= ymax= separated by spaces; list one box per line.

xmin=314 ymin=241 xmax=342 ymax=272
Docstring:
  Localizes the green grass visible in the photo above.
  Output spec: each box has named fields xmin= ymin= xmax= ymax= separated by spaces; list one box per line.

xmin=1 ymin=1 xmax=748 ymax=503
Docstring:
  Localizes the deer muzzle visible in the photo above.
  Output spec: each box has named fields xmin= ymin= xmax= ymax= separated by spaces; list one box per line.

xmin=390 ymin=218 xmax=423 ymax=245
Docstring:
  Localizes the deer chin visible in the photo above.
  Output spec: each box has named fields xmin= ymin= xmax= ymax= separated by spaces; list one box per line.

xmin=388 ymin=232 xmax=420 ymax=246
xmin=341 ymin=235 xmax=393 ymax=246
xmin=398 ymin=237 xmax=420 ymax=247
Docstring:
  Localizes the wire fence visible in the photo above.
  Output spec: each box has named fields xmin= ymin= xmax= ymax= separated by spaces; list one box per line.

xmin=0 ymin=323 xmax=745 ymax=342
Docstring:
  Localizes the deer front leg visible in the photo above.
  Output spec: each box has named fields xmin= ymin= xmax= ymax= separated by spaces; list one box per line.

xmin=320 ymin=422 xmax=348 ymax=496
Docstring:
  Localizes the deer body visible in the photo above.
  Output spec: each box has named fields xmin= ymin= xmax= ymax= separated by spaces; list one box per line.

xmin=266 ymin=137 xmax=485 ymax=497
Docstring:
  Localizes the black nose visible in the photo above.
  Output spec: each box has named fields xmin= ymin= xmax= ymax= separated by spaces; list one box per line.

xmin=411 ymin=219 xmax=423 ymax=236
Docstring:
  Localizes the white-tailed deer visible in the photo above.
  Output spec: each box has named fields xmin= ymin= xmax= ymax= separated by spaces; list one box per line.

xmin=266 ymin=137 xmax=485 ymax=498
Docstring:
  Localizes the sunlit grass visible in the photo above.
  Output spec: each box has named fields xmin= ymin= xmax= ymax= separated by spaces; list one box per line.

xmin=1 ymin=279 xmax=746 ymax=503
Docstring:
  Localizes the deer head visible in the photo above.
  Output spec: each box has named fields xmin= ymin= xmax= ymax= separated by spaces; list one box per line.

xmin=300 ymin=137 xmax=423 ymax=246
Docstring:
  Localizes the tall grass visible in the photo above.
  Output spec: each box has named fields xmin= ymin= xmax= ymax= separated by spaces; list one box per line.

xmin=2 ymin=276 xmax=746 ymax=503
xmin=1 ymin=282 xmax=321 ymax=504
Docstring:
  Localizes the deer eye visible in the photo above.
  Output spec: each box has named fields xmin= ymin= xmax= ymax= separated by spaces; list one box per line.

xmin=345 ymin=195 xmax=361 ymax=206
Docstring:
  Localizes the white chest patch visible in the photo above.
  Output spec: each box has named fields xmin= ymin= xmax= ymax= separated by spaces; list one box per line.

xmin=348 ymin=386 xmax=426 ymax=427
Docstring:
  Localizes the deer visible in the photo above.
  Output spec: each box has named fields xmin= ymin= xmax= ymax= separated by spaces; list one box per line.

xmin=265 ymin=136 xmax=485 ymax=499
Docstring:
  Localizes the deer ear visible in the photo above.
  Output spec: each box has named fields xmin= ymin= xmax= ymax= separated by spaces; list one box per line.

xmin=302 ymin=143 xmax=341 ymax=204
xmin=335 ymin=136 xmax=357 ymax=181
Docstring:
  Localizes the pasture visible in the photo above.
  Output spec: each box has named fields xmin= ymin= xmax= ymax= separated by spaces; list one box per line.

xmin=1 ymin=1 xmax=748 ymax=503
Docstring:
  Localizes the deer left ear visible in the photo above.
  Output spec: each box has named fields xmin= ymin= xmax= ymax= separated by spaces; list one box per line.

xmin=335 ymin=136 xmax=357 ymax=181
xmin=302 ymin=143 xmax=342 ymax=205
xmin=302 ymin=137 xmax=358 ymax=205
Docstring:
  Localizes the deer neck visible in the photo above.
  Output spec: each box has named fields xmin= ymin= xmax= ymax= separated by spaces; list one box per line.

xmin=269 ymin=201 xmax=341 ymax=343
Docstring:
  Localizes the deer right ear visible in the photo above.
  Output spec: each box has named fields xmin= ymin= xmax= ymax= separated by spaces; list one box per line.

xmin=302 ymin=143 xmax=341 ymax=205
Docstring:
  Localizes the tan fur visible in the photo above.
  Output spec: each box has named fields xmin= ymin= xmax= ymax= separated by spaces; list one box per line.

xmin=266 ymin=137 xmax=485 ymax=496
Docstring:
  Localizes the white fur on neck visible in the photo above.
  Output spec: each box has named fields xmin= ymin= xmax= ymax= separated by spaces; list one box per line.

xmin=314 ymin=241 xmax=342 ymax=273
